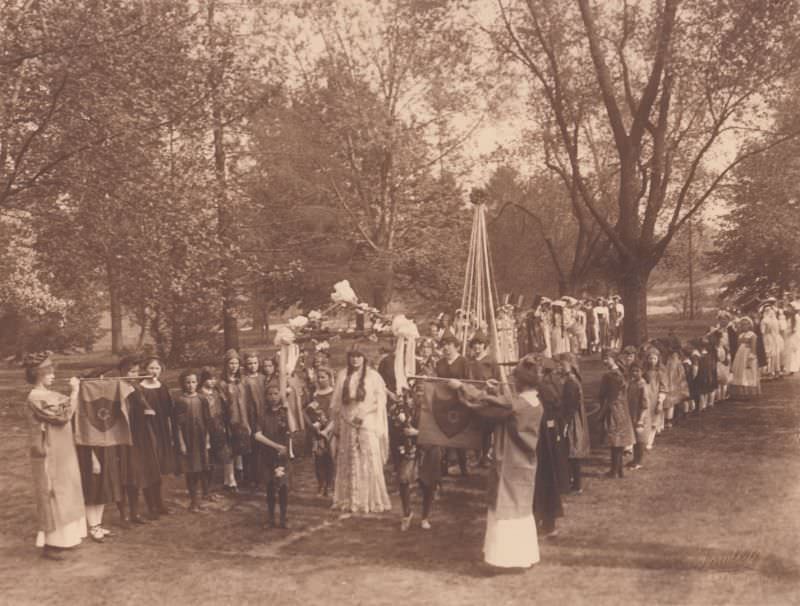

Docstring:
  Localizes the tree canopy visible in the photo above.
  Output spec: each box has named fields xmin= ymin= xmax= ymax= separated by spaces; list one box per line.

xmin=1 ymin=0 xmax=799 ymax=357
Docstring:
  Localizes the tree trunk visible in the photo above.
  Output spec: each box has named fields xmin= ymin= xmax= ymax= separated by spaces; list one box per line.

xmin=222 ymin=295 xmax=239 ymax=351
xmin=619 ymin=266 xmax=651 ymax=346
xmin=108 ymin=264 xmax=123 ymax=354
xmin=209 ymin=0 xmax=239 ymax=354
xmin=369 ymin=251 xmax=394 ymax=311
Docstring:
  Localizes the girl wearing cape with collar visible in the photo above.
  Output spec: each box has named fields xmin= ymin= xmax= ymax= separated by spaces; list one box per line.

xmin=449 ymin=356 xmax=545 ymax=570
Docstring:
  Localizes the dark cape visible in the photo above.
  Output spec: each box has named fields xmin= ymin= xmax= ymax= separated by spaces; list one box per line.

xmin=754 ymin=323 xmax=768 ymax=368
xmin=126 ymin=383 xmax=162 ymax=488
xmin=533 ymin=372 xmax=569 ymax=525
xmin=140 ymin=383 xmax=177 ymax=475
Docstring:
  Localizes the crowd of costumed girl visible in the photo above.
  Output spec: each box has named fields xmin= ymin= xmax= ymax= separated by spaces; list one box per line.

xmin=21 ymin=280 xmax=799 ymax=572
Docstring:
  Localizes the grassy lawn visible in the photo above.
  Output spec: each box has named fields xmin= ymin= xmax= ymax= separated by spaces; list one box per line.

xmin=0 ymin=317 xmax=799 ymax=605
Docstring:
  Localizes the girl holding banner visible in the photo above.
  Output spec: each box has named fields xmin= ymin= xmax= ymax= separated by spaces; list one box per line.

xmin=23 ymin=352 xmax=87 ymax=560
xmin=448 ymin=356 xmax=544 ymax=571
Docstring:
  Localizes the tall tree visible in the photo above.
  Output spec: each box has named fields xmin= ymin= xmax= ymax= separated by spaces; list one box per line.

xmin=0 ymin=0 xmax=203 ymax=212
xmin=254 ymin=0 xmax=486 ymax=309
xmin=711 ymin=145 xmax=800 ymax=304
xmin=488 ymin=0 xmax=800 ymax=343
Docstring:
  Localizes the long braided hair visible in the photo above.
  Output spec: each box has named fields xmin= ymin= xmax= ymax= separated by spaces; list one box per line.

xmin=342 ymin=351 xmax=367 ymax=405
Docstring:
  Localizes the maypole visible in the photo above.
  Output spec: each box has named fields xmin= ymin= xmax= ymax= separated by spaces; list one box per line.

xmin=460 ymin=203 xmax=509 ymax=384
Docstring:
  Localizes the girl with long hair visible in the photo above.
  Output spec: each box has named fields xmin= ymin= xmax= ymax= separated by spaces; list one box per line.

xmin=330 ymin=346 xmax=391 ymax=513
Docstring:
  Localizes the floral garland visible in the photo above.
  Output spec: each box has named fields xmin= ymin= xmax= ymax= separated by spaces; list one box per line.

xmin=274 ymin=279 xmax=395 ymax=349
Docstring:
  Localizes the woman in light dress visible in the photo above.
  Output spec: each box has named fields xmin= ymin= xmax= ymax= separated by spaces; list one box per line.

xmin=760 ymin=304 xmax=782 ymax=378
xmin=781 ymin=306 xmax=799 ymax=374
xmin=330 ymin=346 xmax=392 ymax=513
xmin=729 ymin=318 xmax=761 ymax=400
xmin=23 ymin=352 xmax=87 ymax=560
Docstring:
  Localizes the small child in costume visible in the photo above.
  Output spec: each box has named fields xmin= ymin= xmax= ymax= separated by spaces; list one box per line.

xmin=254 ymin=384 xmax=291 ymax=529
xmin=173 ymin=370 xmax=210 ymax=512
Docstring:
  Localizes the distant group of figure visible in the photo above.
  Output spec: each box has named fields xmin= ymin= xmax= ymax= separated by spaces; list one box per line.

xmin=518 ymin=295 xmax=626 ymax=357
xmin=715 ymin=296 xmax=800 ymax=398
xmin=429 ymin=295 xmax=626 ymax=370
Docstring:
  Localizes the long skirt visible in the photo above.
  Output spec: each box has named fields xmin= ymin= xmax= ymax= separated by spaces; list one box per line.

xmin=31 ymin=422 xmax=87 ymax=548
xmin=484 ymin=510 xmax=539 ymax=568
xmin=783 ymin=330 xmax=800 ymax=373
xmin=729 ymin=345 xmax=761 ymax=399
xmin=332 ymin=426 xmax=391 ymax=514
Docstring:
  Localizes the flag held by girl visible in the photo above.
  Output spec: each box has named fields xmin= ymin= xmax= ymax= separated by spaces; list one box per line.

xmin=74 ymin=380 xmax=133 ymax=446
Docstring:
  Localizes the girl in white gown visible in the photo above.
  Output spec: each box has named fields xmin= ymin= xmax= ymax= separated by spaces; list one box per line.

xmin=729 ymin=318 xmax=761 ymax=400
xmin=760 ymin=305 xmax=782 ymax=378
xmin=784 ymin=307 xmax=800 ymax=373
xmin=330 ymin=347 xmax=392 ymax=514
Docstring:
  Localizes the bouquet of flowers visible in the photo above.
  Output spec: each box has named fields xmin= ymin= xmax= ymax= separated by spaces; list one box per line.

xmin=305 ymin=401 xmax=330 ymax=456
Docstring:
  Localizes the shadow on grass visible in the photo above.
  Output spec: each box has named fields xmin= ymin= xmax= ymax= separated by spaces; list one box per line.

xmin=278 ymin=514 xmax=800 ymax=582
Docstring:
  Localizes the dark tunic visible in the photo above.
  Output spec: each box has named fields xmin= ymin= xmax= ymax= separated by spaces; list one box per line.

xmin=467 ymin=354 xmax=501 ymax=382
xmin=562 ymin=372 xmax=590 ymax=459
xmin=585 ymin=306 xmax=596 ymax=347
xmin=754 ymin=323 xmax=768 ymax=368
xmin=598 ymin=369 xmax=635 ymax=447
xmin=126 ymin=384 xmax=161 ymax=488
xmin=694 ymin=349 xmax=719 ymax=395
xmin=140 ymin=383 xmax=177 ymax=475
xmin=435 ymin=356 xmax=468 ymax=380
xmin=219 ymin=377 xmax=251 ymax=457
xmin=533 ymin=372 xmax=569 ymax=525
xmin=203 ymin=388 xmax=231 ymax=465
xmin=627 ymin=378 xmax=651 ymax=445
xmin=77 ymin=444 xmax=124 ymax=505
xmin=434 ymin=355 xmax=469 ymax=469
xmin=518 ymin=312 xmax=547 ymax=355
xmin=408 ymin=361 xmax=442 ymax=488
xmin=173 ymin=393 xmax=210 ymax=474
xmin=255 ymin=404 xmax=291 ymax=488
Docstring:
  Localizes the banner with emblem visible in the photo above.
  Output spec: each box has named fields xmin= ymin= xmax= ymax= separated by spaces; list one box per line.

xmin=74 ymin=380 xmax=133 ymax=447
xmin=417 ymin=382 xmax=482 ymax=449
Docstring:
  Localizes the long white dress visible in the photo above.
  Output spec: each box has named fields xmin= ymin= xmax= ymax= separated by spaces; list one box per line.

xmin=575 ymin=309 xmax=588 ymax=352
xmin=729 ymin=331 xmax=761 ymax=399
xmin=761 ymin=308 xmax=782 ymax=376
xmin=331 ymin=367 xmax=392 ymax=513
xmin=785 ymin=316 xmax=800 ymax=373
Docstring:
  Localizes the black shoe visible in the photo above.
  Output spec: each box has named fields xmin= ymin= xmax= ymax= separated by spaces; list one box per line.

xmin=130 ymin=514 xmax=147 ymax=525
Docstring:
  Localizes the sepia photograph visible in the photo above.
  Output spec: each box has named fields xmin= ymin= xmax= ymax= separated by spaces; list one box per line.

xmin=1 ymin=0 xmax=799 ymax=604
